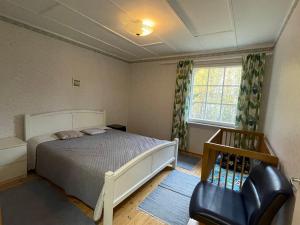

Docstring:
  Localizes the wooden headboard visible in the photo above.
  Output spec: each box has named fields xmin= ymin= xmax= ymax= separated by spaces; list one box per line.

xmin=24 ymin=110 xmax=106 ymax=140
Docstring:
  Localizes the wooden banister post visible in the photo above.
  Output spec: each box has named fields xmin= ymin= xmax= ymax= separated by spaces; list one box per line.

xmin=0 ymin=208 xmax=3 ymax=225
xmin=201 ymin=143 xmax=210 ymax=181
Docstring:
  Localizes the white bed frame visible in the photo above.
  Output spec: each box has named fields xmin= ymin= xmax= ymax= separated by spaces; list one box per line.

xmin=24 ymin=110 xmax=178 ymax=225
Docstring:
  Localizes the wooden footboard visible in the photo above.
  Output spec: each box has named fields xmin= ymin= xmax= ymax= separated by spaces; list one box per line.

xmin=201 ymin=128 xmax=278 ymax=191
xmin=94 ymin=138 xmax=179 ymax=224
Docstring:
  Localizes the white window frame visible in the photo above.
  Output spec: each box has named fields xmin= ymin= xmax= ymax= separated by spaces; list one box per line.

xmin=188 ymin=63 xmax=242 ymax=128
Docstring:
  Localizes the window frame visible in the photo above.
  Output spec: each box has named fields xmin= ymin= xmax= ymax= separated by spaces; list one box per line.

xmin=188 ymin=63 xmax=242 ymax=128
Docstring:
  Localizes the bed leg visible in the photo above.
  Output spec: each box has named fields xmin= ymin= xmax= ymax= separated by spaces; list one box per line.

xmin=104 ymin=171 xmax=114 ymax=225
xmin=171 ymin=138 xmax=179 ymax=169
xmin=171 ymin=159 xmax=177 ymax=169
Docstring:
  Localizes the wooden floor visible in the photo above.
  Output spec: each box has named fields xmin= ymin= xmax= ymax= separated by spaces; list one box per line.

xmin=0 ymin=153 xmax=203 ymax=225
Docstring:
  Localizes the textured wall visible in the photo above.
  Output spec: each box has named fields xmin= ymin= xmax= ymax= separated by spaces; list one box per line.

xmin=127 ymin=62 xmax=176 ymax=141
xmin=0 ymin=21 xmax=130 ymax=139
xmin=263 ymin=3 xmax=300 ymax=224
xmin=263 ymin=2 xmax=300 ymax=179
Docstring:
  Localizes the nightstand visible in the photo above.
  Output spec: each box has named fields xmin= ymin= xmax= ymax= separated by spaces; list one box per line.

xmin=0 ymin=137 xmax=27 ymax=183
xmin=107 ymin=124 xmax=126 ymax=132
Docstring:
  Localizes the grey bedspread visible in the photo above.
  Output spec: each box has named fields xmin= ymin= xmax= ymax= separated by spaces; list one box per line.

xmin=36 ymin=129 xmax=168 ymax=208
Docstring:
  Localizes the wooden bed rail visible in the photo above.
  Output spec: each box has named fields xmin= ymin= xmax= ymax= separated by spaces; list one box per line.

xmin=201 ymin=128 xmax=278 ymax=191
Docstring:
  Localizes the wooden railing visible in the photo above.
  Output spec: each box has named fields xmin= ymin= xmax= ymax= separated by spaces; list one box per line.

xmin=201 ymin=128 xmax=278 ymax=191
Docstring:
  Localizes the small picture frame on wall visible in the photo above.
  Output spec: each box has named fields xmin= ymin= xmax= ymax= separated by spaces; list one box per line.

xmin=72 ymin=78 xmax=80 ymax=87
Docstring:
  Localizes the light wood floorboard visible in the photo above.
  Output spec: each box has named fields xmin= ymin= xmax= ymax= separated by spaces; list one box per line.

xmin=0 ymin=153 xmax=203 ymax=225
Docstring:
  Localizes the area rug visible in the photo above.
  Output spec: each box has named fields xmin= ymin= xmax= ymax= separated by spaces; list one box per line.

xmin=138 ymin=170 xmax=199 ymax=225
xmin=177 ymin=153 xmax=200 ymax=170
xmin=0 ymin=179 xmax=95 ymax=225
xmin=209 ymin=164 xmax=248 ymax=191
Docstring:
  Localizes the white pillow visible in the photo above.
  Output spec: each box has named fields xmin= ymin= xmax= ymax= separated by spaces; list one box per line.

xmin=55 ymin=130 xmax=83 ymax=140
xmin=81 ymin=128 xmax=106 ymax=135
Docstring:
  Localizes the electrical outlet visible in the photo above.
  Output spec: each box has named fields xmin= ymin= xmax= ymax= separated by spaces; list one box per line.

xmin=72 ymin=78 xmax=80 ymax=87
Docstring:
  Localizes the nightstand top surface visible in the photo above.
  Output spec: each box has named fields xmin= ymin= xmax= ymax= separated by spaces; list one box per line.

xmin=0 ymin=137 xmax=26 ymax=150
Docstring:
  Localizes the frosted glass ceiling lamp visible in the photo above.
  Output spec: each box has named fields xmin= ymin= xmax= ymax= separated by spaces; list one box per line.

xmin=125 ymin=19 xmax=154 ymax=37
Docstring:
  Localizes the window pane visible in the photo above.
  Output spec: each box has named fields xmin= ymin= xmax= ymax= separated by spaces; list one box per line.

xmin=193 ymin=68 xmax=208 ymax=85
xmin=205 ymin=104 xmax=220 ymax=121
xmin=192 ymin=86 xmax=207 ymax=102
xmin=190 ymin=102 xmax=205 ymax=119
xmin=221 ymin=105 xmax=237 ymax=124
xmin=207 ymin=86 xmax=222 ymax=104
xmin=208 ymin=67 xmax=224 ymax=85
xmin=222 ymin=87 xmax=240 ymax=104
xmin=224 ymin=66 xmax=242 ymax=85
xmin=190 ymin=65 xmax=241 ymax=126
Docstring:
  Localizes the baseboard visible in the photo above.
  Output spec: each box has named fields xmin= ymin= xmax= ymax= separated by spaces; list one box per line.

xmin=182 ymin=150 xmax=203 ymax=158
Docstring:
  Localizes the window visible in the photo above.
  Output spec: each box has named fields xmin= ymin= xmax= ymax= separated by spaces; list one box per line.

xmin=189 ymin=65 xmax=242 ymax=127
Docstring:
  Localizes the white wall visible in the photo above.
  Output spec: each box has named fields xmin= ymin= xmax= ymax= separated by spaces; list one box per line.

xmin=263 ymin=2 xmax=300 ymax=224
xmin=127 ymin=61 xmax=219 ymax=154
xmin=128 ymin=56 xmax=272 ymax=154
xmin=127 ymin=62 xmax=176 ymax=141
xmin=0 ymin=21 xmax=130 ymax=139
xmin=264 ymin=1 xmax=300 ymax=180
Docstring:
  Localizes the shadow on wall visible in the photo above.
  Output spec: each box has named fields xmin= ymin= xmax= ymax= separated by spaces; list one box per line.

xmin=272 ymin=162 xmax=296 ymax=225
xmin=14 ymin=114 xmax=24 ymax=140
xmin=260 ymin=56 xmax=273 ymax=132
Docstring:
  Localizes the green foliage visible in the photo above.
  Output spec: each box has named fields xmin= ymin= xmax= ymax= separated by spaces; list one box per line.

xmin=171 ymin=60 xmax=194 ymax=151
xmin=235 ymin=53 xmax=266 ymax=133
xmin=190 ymin=66 xmax=242 ymax=125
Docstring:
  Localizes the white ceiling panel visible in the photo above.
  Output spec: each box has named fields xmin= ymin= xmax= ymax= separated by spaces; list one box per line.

xmin=0 ymin=0 xmax=136 ymax=60
xmin=196 ymin=31 xmax=237 ymax=50
xmin=112 ymin=0 xmax=183 ymax=47
xmin=42 ymin=4 xmax=154 ymax=58
xmin=57 ymin=0 xmax=161 ymax=46
xmin=232 ymin=0 xmax=295 ymax=46
xmin=168 ymin=0 xmax=234 ymax=37
xmin=8 ymin=0 xmax=57 ymax=14
xmin=0 ymin=0 xmax=297 ymax=62
xmin=143 ymin=43 xmax=178 ymax=56
xmin=113 ymin=0 xmax=208 ymax=53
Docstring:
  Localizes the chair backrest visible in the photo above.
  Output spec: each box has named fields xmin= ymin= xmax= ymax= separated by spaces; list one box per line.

xmin=241 ymin=163 xmax=293 ymax=225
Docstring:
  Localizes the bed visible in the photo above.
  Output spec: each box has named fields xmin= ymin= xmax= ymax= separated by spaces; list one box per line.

xmin=24 ymin=110 xmax=178 ymax=225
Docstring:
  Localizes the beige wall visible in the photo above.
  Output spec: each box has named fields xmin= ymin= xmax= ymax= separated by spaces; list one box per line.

xmin=263 ymin=1 xmax=300 ymax=179
xmin=263 ymin=2 xmax=300 ymax=224
xmin=127 ymin=61 xmax=219 ymax=154
xmin=0 ymin=21 xmax=130 ymax=139
xmin=127 ymin=62 xmax=176 ymax=140
xmin=128 ymin=56 xmax=272 ymax=154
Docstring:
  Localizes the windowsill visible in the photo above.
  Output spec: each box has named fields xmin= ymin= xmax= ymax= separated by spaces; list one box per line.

xmin=188 ymin=121 xmax=235 ymax=129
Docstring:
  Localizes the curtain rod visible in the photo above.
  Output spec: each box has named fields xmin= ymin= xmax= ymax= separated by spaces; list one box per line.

xmin=151 ymin=47 xmax=273 ymax=65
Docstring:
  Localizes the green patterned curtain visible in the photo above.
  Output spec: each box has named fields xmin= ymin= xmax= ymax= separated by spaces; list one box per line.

xmin=235 ymin=53 xmax=266 ymax=149
xmin=171 ymin=60 xmax=194 ymax=151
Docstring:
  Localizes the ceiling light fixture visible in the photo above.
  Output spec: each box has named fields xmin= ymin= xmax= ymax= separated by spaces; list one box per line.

xmin=125 ymin=19 xmax=154 ymax=37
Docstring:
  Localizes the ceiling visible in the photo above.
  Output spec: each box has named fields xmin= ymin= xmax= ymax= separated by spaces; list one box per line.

xmin=0 ymin=0 xmax=296 ymax=62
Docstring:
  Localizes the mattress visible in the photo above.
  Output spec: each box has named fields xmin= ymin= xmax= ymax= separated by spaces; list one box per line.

xmin=34 ymin=129 xmax=169 ymax=208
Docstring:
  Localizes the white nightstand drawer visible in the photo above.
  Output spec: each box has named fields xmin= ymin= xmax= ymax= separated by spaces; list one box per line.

xmin=0 ymin=146 xmax=26 ymax=166
xmin=0 ymin=160 xmax=27 ymax=182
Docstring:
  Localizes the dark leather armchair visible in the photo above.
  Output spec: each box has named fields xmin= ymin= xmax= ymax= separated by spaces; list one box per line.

xmin=189 ymin=164 xmax=293 ymax=225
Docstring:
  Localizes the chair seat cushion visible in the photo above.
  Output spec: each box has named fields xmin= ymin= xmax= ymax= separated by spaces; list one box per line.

xmin=189 ymin=182 xmax=247 ymax=225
